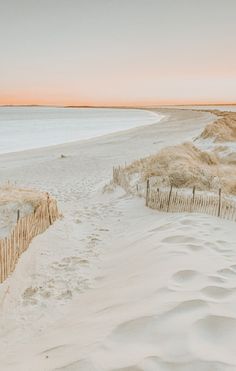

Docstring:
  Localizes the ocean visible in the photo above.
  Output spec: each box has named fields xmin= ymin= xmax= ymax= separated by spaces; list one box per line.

xmin=0 ymin=107 xmax=162 ymax=154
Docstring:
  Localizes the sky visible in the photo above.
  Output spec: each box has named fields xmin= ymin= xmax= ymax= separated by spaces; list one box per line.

xmin=0 ymin=0 xmax=236 ymax=106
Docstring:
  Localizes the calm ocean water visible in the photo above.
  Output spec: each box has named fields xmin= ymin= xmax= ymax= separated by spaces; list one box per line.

xmin=0 ymin=107 xmax=162 ymax=154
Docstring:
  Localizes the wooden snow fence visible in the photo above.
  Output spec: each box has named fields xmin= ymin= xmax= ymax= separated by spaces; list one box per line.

xmin=146 ymin=183 xmax=236 ymax=222
xmin=0 ymin=194 xmax=59 ymax=283
xmin=112 ymin=166 xmax=236 ymax=222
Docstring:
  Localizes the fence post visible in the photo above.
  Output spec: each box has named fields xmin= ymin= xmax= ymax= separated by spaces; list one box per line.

xmin=167 ymin=185 xmax=173 ymax=212
xmin=191 ymin=186 xmax=196 ymax=212
xmin=192 ymin=186 xmax=196 ymax=202
xmin=17 ymin=209 xmax=20 ymax=223
xmin=157 ymin=188 xmax=160 ymax=207
xmin=218 ymin=188 xmax=222 ymax=217
xmin=146 ymin=179 xmax=150 ymax=207
xmin=47 ymin=194 xmax=52 ymax=225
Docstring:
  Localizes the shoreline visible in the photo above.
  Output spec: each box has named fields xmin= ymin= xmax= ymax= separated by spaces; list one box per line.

xmin=0 ymin=108 xmax=163 ymax=157
xmin=0 ymin=108 xmax=213 ymax=162
xmin=0 ymin=114 xmax=165 ymax=159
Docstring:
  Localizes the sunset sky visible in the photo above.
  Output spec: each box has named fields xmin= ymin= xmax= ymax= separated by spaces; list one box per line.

xmin=1 ymin=0 xmax=236 ymax=106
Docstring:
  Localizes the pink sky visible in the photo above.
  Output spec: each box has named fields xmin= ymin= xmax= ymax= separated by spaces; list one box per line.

xmin=1 ymin=0 xmax=236 ymax=106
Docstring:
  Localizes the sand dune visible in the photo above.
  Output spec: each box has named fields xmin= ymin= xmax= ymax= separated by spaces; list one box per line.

xmin=200 ymin=110 xmax=236 ymax=142
xmin=0 ymin=186 xmax=51 ymax=238
xmin=111 ymin=109 xmax=236 ymax=197
xmin=0 ymin=108 xmax=236 ymax=371
xmin=112 ymin=141 xmax=236 ymax=195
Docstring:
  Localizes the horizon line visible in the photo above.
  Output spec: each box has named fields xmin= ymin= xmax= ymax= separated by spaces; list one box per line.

xmin=1 ymin=102 xmax=236 ymax=109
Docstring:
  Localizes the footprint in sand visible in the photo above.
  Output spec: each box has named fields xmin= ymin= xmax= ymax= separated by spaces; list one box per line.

xmin=56 ymin=289 xmax=73 ymax=300
xmin=217 ymin=268 xmax=236 ymax=279
xmin=179 ymin=218 xmax=196 ymax=226
xmin=170 ymin=269 xmax=205 ymax=289
xmin=201 ymin=286 xmax=233 ymax=300
xmin=160 ymin=299 xmax=208 ymax=320
xmin=204 ymin=241 xmax=218 ymax=249
xmin=22 ymin=285 xmax=53 ymax=304
xmin=208 ymin=275 xmax=226 ymax=284
xmin=52 ymin=256 xmax=89 ymax=272
xmin=185 ymin=243 xmax=203 ymax=252
xmin=192 ymin=315 xmax=236 ymax=354
xmin=22 ymin=287 xmax=38 ymax=305
xmin=172 ymin=269 xmax=199 ymax=282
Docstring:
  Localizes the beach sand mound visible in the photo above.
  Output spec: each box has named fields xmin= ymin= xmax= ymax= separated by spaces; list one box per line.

xmin=117 ymin=142 xmax=236 ymax=195
xmin=0 ymin=185 xmax=49 ymax=207
xmin=0 ymin=186 xmax=47 ymax=238
xmin=0 ymin=186 xmax=59 ymax=283
xmin=199 ymin=111 xmax=236 ymax=142
xmin=0 ymin=185 xmax=57 ymax=238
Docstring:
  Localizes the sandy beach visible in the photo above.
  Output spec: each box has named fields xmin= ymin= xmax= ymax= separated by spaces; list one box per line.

xmin=0 ymin=108 xmax=236 ymax=371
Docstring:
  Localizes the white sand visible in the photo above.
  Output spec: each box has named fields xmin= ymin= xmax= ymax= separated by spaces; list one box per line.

xmin=0 ymin=108 xmax=236 ymax=371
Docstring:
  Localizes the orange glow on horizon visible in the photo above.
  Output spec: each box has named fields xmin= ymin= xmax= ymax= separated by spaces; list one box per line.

xmin=1 ymin=72 xmax=235 ymax=108
xmin=0 ymin=96 xmax=236 ymax=108
xmin=1 ymin=87 xmax=236 ymax=108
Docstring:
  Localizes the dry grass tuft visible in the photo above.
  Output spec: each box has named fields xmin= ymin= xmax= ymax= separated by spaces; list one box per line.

xmin=116 ymin=142 xmax=236 ymax=195
xmin=111 ymin=110 xmax=236 ymax=197
xmin=0 ymin=185 xmax=49 ymax=208
xmin=199 ymin=110 xmax=236 ymax=142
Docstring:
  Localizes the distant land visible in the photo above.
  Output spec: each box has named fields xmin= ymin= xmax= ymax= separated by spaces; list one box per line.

xmin=0 ymin=103 xmax=235 ymax=109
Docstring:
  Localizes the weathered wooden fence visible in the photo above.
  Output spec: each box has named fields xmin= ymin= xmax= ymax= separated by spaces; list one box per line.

xmin=0 ymin=195 xmax=59 ymax=283
xmin=146 ymin=182 xmax=236 ymax=222
xmin=113 ymin=166 xmax=236 ymax=222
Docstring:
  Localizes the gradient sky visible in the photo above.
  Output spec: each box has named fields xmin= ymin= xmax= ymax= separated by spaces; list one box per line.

xmin=0 ymin=0 xmax=236 ymax=106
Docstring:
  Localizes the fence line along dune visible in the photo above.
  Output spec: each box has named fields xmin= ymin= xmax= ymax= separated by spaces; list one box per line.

xmin=113 ymin=165 xmax=236 ymax=222
xmin=0 ymin=188 xmax=60 ymax=283
xmin=147 ymin=184 xmax=236 ymax=222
